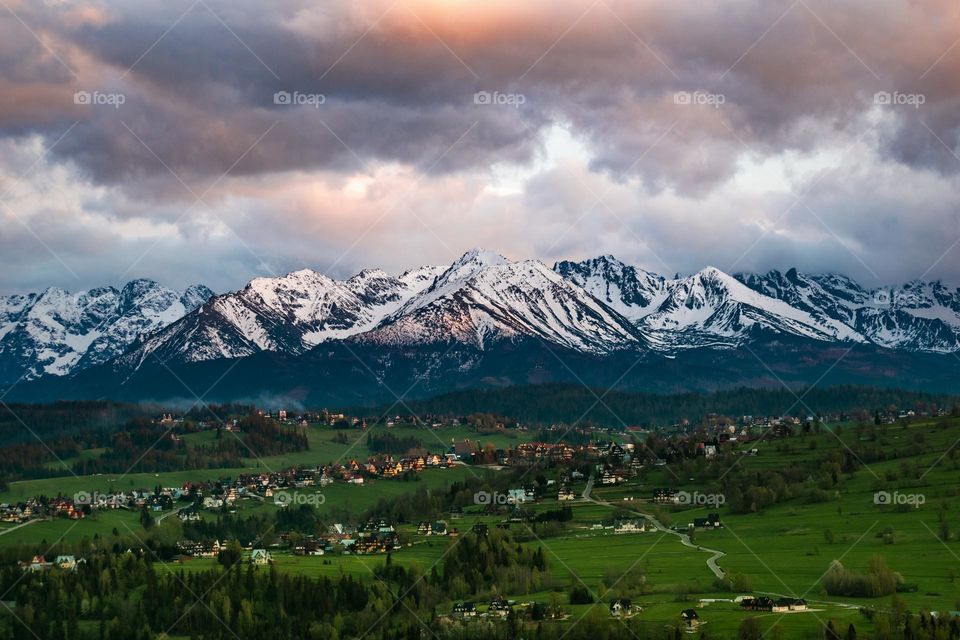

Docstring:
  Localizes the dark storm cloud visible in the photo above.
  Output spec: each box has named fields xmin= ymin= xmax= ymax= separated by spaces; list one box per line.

xmin=1 ymin=0 xmax=960 ymax=292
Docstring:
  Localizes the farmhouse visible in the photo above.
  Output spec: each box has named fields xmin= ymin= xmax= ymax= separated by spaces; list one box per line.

xmin=692 ymin=513 xmax=722 ymax=529
xmin=680 ymin=609 xmax=700 ymax=629
xmin=452 ymin=602 xmax=477 ymax=618
xmin=488 ymin=597 xmax=512 ymax=617
xmin=614 ymin=520 xmax=645 ymax=534
xmin=609 ymin=598 xmax=632 ymax=617
xmin=250 ymin=549 xmax=272 ymax=565
xmin=740 ymin=596 xmax=807 ymax=612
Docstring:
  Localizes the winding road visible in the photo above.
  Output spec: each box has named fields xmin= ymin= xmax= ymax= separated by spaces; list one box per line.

xmin=582 ymin=477 xmax=726 ymax=579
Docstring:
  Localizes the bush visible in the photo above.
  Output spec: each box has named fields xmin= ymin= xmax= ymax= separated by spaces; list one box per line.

xmin=822 ymin=556 xmax=902 ymax=597
xmin=568 ymin=585 xmax=594 ymax=605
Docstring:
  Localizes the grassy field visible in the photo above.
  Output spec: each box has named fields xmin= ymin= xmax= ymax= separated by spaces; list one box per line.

xmin=4 ymin=415 xmax=960 ymax=638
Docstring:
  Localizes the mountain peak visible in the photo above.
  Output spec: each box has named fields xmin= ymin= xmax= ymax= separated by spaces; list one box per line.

xmin=455 ymin=248 xmax=509 ymax=267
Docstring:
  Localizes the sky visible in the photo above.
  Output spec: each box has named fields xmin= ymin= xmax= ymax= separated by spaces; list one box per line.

xmin=1 ymin=0 xmax=960 ymax=294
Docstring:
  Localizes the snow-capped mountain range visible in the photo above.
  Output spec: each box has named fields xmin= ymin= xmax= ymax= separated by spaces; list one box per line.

xmin=0 ymin=280 xmax=212 ymax=383
xmin=6 ymin=249 xmax=960 ymax=386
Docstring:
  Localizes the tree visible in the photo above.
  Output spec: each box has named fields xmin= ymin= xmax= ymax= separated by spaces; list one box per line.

xmin=218 ymin=540 xmax=243 ymax=568
xmin=738 ymin=617 xmax=762 ymax=640
xmin=139 ymin=507 xmax=154 ymax=530
xmin=846 ymin=623 xmax=857 ymax=640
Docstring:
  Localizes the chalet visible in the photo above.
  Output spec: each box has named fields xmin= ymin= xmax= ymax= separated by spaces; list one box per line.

xmin=452 ymin=602 xmax=477 ymax=618
xmin=417 ymin=521 xmax=432 ymax=536
xmin=773 ymin=597 xmax=806 ymax=612
xmin=178 ymin=508 xmax=201 ymax=522
xmin=557 ymin=487 xmax=575 ymax=501
xmin=507 ymin=489 xmax=527 ymax=504
xmin=250 ymin=549 xmax=272 ymax=566
xmin=692 ymin=513 xmax=722 ymax=529
xmin=680 ymin=609 xmax=700 ymax=628
xmin=176 ymin=540 xmax=199 ymax=556
xmin=651 ymin=488 xmax=679 ymax=504
xmin=21 ymin=555 xmax=48 ymax=573
xmin=431 ymin=522 xmax=448 ymax=536
xmin=614 ymin=520 xmax=645 ymax=534
xmin=292 ymin=540 xmax=324 ymax=556
xmin=609 ymin=598 xmax=632 ymax=617
xmin=54 ymin=555 xmax=77 ymax=571
xmin=196 ymin=540 xmax=222 ymax=558
xmin=488 ymin=597 xmax=512 ymax=617
xmin=202 ymin=497 xmax=223 ymax=510
xmin=741 ymin=596 xmax=806 ymax=612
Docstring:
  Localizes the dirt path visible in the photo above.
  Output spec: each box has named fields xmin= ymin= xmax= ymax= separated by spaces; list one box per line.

xmin=0 ymin=518 xmax=42 ymax=537
xmin=582 ymin=477 xmax=726 ymax=579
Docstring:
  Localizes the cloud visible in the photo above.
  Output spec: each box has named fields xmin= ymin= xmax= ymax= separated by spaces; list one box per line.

xmin=0 ymin=0 xmax=959 ymax=293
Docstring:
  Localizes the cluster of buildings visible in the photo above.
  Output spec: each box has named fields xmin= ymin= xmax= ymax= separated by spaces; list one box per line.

xmin=18 ymin=554 xmax=81 ymax=572
xmin=739 ymin=596 xmax=807 ymax=612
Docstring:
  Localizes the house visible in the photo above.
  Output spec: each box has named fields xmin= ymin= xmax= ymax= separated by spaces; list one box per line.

xmin=557 ymin=487 xmax=575 ymax=501
xmin=614 ymin=520 xmax=644 ymax=534
xmin=609 ymin=598 xmax=632 ymax=617
xmin=471 ymin=523 xmax=488 ymax=536
xmin=178 ymin=508 xmax=201 ymax=522
xmin=54 ymin=555 xmax=77 ymax=571
xmin=692 ymin=513 xmax=722 ymax=529
xmin=452 ymin=602 xmax=477 ymax=618
xmin=417 ymin=521 xmax=432 ymax=536
xmin=741 ymin=595 xmax=808 ymax=612
xmin=292 ymin=540 xmax=324 ymax=556
xmin=196 ymin=540 xmax=222 ymax=558
xmin=22 ymin=555 xmax=48 ymax=572
xmin=250 ymin=549 xmax=272 ymax=566
xmin=431 ymin=522 xmax=448 ymax=536
xmin=651 ymin=488 xmax=678 ymax=504
xmin=772 ymin=597 xmax=806 ymax=612
xmin=488 ymin=597 xmax=512 ymax=617
xmin=680 ymin=609 xmax=700 ymax=628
